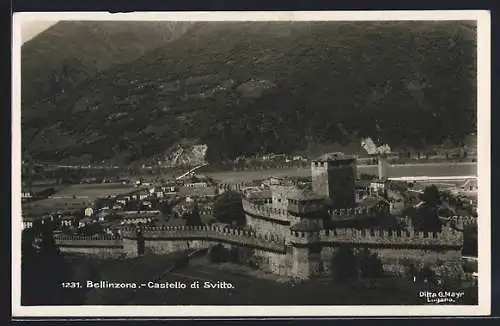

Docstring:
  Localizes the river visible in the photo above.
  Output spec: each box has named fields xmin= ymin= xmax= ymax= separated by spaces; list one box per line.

xmin=203 ymin=162 xmax=477 ymax=184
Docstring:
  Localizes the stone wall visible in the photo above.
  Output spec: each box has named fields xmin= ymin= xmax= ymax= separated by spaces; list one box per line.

xmin=121 ymin=225 xmax=287 ymax=254
xmin=54 ymin=223 xmax=464 ymax=280
xmin=242 ymin=199 xmax=289 ymax=222
xmin=253 ymin=249 xmax=291 ymax=277
xmin=54 ymin=236 xmax=123 ymax=258
xmin=245 ymin=215 xmax=290 ymax=241
xmin=318 ymin=226 xmax=463 ymax=247
xmin=319 ymin=245 xmax=462 ymax=277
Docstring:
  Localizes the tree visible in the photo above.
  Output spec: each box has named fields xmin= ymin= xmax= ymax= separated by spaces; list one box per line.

xmin=419 ymin=265 xmax=437 ymax=283
xmin=462 ymin=224 xmax=478 ymax=256
xmin=208 ymin=244 xmax=228 ymax=263
xmin=21 ymin=223 xmax=73 ymax=305
xmin=172 ymin=200 xmax=202 ymax=225
xmin=359 ymin=173 xmax=377 ymax=181
xmin=410 ymin=203 xmax=443 ymax=232
xmin=421 ymin=185 xmax=441 ymax=206
xmin=358 ymin=248 xmax=384 ymax=279
xmin=331 ymin=245 xmax=358 ymax=281
xmin=185 ymin=205 xmax=202 ymax=226
xmin=212 ymin=191 xmax=246 ymax=226
xmin=408 ymin=185 xmax=443 ymax=232
xmin=78 ymin=222 xmax=104 ymax=236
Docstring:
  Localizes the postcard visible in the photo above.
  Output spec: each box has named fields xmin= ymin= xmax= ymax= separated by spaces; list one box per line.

xmin=12 ymin=10 xmax=491 ymax=318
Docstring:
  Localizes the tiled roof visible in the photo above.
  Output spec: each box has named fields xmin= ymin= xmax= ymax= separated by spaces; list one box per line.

xmin=245 ymin=189 xmax=272 ymax=199
xmin=286 ymin=187 xmax=324 ymax=201
xmin=358 ymin=196 xmax=387 ymax=208
xmin=355 ymin=180 xmax=372 ymax=187
xmin=178 ymin=186 xmax=216 ymax=197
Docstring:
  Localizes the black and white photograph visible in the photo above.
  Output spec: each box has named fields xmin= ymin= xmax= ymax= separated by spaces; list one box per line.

xmin=12 ymin=11 xmax=490 ymax=317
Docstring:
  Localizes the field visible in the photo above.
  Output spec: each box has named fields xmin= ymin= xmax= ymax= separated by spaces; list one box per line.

xmin=22 ymin=183 xmax=137 ymax=215
xmin=22 ymin=198 xmax=92 ymax=215
xmin=53 ymin=183 xmax=138 ymax=199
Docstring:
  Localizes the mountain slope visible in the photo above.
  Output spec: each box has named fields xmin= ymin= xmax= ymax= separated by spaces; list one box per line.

xmin=21 ymin=21 xmax=193 ymax=121
xmin=21 ymin=21 xmax=477 ymax=165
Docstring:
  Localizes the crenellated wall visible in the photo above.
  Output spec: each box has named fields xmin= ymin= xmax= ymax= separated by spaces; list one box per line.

xmin=53 ymin=222 xmax=464 ymax=280
xmin=242 ymin=199 xmax=291 ymax=240
xmin=121 ymin=225 xmax=287 ymax=254
xmin=54 ymin=235 xmax=124 ymax=258
xmin=243 ymin=199 xmax=383 ymax=226
xmin=289 ymin=226 xmax=464 ymax=278
xmin=242 ymin=199 xmax=289 ymax=221
xmin=318 ymin=226 xmax=463 ymax=248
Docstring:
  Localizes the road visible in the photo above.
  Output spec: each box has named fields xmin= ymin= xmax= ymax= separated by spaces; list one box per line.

xmin=203 ymin=162 xmax=477 ymax=184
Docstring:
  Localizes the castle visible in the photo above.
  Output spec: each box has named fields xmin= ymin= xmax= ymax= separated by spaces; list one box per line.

xmin=53 ymin=153 xmax=465 ymax=280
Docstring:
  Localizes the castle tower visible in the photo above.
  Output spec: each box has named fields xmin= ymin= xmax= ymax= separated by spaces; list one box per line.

xmin=287 ymin=187 xmax=326 ymax=229
xmin=311 ymin=152 xmax=357 ymax=209
xmin=289 ymin=221 xmax=322 ymax=279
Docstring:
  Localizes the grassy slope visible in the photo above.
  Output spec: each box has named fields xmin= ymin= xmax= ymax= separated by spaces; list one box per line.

xmin=22 ymin=21 xmax=476 ymax=165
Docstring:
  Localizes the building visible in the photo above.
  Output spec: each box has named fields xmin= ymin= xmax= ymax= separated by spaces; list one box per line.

xmin=461 ymin=179 xmax=478 ymax=193
xmin=369 ymin=179 xmax=388 ymax=194
xmin=242 ymin=151 xmax=408 ymax=242
xmin=58 ymin=151 xmax=464 ymax=282
xmin=311 ymin=152 xmax=357 ymax=209
xmin=22 ymin=191 xmax=32 ymax=199
xmin=22 ymin=216 xmax=36 ymax=230
xmin=84 ymin=207 xmax=94 ymax=217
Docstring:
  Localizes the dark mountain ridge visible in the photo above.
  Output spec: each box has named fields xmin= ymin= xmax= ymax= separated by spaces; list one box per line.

xmin=21 ymin=21 xmax=477 ymax=165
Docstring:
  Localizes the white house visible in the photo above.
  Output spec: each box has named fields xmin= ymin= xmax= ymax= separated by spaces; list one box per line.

xmin=369 ymin=180 xmax=387 ymax=193
xmin=22 ymin=192 xmax=32 ymax=199
xmin=84 ymin=207 xmax=94 ymax=217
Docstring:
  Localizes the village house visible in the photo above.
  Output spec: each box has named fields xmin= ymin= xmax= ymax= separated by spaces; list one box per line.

xmin=184 ymin=181 xmax=209 ymax=188
xmin=55 ymin=212 xmax=77 ymax=228
xmin=115 ymin=195 xmax=129 ymax=206
xmin=179 ymin=185 xmax=217 ymax=198
xmin=84 ymin=207 xmax=94 ymax=217
xmin=22 ymin=215 xmax=36 ymax=230
xmin=112 ymin=203 xmax=125 ymax=210
xmin=78 ymin=217 xmax=95 ymax=227
xmin=22 ymin=191 xmax=32 ymax=199
xmin=461 ymin=179 xmax=478 ymax=193
xmin=119 ymin=211 xmax=158 ymax=226
xmin=369 ymin=179 xmax=388 ymax=194
xmin=146 ymin=186 xmax=165 ymax=199
xmin=141 ymin=200 xmax=153 ymax=210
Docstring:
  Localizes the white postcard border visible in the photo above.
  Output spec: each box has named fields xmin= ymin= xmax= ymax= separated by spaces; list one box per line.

xmin=11 ymin=10 xmax=491 ymax=317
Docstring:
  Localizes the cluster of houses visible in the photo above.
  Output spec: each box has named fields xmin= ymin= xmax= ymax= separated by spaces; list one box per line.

xmin=21 ymin=177 xmax=224 ymax=233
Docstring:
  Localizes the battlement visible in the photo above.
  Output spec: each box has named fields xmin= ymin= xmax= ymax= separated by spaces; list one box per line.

xmin=218 ymin=183 xmax=252 ymax=190
xmin=242 ymin=199 xmax=289 ymax=220
xmin=54 ymin=234 xmax=121 ymax=241
xmin=328 ymin=207 xmax=372 ymax=217
xmin=121 ymin=225 xmax=287 ymax=252
xmin=318 ymin=226 xmax=463 ymax=247
xmin=287 ymin=226 xmax=462 ymax=248
xmin=54 ymin=235 xmax=123 ymax=248
xmin=289 ymin=229 xmax=320 ymax=245
xmin=243 ymin=199 xmax=380 ymax=220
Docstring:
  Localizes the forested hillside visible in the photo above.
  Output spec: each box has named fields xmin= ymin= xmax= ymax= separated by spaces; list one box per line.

xmin=21 ymin=21 xmax=476 ymax=165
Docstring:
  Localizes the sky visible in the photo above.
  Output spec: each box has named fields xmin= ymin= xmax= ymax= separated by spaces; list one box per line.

xmin=21 ymin=21 xmax=59 ymax=43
